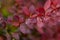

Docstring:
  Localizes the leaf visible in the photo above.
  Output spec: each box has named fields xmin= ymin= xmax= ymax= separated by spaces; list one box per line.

xmin=10 ymin=26 xmax=17 ymax=33
xmin=23 ymin=7 xmax=30 ymax=16
xmin=36 ymin=7 xmax=45 ymax=17
xmin=29 ymin=5 xmax=36 ymax=13
xmin=1 ymin=7 xmax=10 ymax=17
xmin=36 ymin=17 xmax=44 ymax=34
xmin=6 ymin=24 xmax=18 ymax=34
xmin=19 ymin=23 xmax=31 ymax=34
xmin=36 ymin=7 xmax=45 ymax=13
xmin=44 ymin=0 xmax=51 ymax=11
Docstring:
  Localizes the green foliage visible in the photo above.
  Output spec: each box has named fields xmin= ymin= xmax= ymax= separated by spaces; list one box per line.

xmin=1 ymin=7 xmax=10 ymax=17
xmin=6 ymin=24 xmax=18 ymax=34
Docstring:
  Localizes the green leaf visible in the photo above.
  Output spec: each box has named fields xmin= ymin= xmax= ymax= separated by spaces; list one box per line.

xmin=6 ymin=24 xmax=18 ymax=34
xmin=1 ymin=7 xmax=10 ymax=17
xmin=10 ymin=26 xmax=18 ymax=33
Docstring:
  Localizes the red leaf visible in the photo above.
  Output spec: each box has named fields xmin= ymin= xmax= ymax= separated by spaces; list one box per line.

xmin=36 ymin=7 xmax=45 ymax=13
xmin=36 ymin=7 xmax=45 ymax=17
xmin=23 ymin=7 xmax=30 ymax=16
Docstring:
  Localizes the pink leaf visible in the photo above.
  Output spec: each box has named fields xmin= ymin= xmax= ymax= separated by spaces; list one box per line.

xmin=44 ymin=0 xmax=51 ymax=11
xmin=29 ymin=5 xmax=36 ymax=13
xmin=19 ymin=23 xmax=31 ymax=34
xmin=23 ymin=7 xmax=30 ymax=16
xmin=36 ymin=17 xmax=44 ymax=34
xmin=25 ymin=18 xmax=34 ymax=29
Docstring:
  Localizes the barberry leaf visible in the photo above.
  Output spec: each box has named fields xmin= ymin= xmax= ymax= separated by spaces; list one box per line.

xmin=36 ymin=17 xmax=44 ymax=34
xmin=23 ymin=7 xmax=30 ymax=16
xmin=44 ymin=0 xmax=51 ymax=11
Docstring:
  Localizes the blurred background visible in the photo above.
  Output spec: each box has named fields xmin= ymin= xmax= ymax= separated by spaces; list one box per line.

xmin=0 ymin=0 xmax=60 ymax=40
